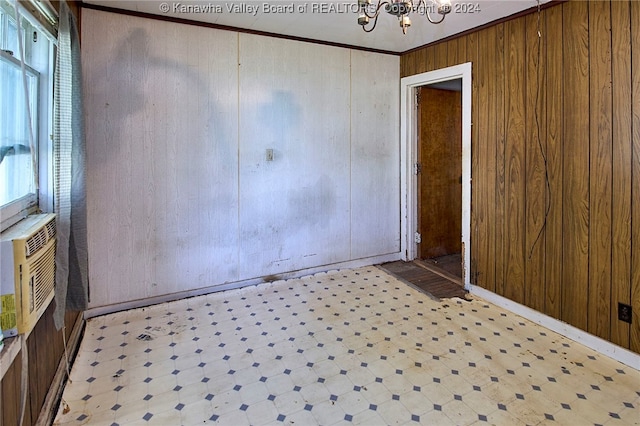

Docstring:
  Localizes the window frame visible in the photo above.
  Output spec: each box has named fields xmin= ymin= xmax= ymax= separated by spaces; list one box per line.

xmin=0 ymin=2 xmax=55 ymax=232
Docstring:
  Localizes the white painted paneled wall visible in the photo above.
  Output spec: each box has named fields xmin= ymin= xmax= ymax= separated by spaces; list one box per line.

xmin=82 ymin=9 xmax=400 ymax=310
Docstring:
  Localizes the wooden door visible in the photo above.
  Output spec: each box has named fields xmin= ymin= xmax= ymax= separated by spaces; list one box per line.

xmin=417 ymin=86 xmax=462 ymax=259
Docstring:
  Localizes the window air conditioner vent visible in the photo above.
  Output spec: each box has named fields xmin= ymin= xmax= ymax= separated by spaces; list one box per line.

xmin=25 ymin=226 xmax=47 ymax=257
xmin=1 ymin=213 xmax=57 ymax=337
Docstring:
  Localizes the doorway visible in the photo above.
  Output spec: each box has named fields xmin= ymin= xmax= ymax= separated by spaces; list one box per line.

xmin=416 ymin=84 xmax=462 ymax=279
xmin=400 ymin=63 xmax=472 ymax=290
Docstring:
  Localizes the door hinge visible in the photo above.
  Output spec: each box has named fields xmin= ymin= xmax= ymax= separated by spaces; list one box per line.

xmin=414 ymin=162 xmax=422 ymax=175
xmin=414 ymin=232 xmax=422 ymax=244
xmin=415 ymin=89 xmax=421 ymax=105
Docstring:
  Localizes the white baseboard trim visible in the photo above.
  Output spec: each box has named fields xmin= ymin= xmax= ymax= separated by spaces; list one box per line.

xmin=84 ymin=253 xmax=402 ymax=319
xmin=468 ymin=284 xmax=640 ymax=371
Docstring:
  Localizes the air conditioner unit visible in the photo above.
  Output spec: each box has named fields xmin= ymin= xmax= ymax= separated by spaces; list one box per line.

xmin=0 ymin=213 xmax=56 ymax=338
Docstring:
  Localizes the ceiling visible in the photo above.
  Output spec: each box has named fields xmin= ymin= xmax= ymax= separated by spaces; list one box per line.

xmin=84 ymin=0 xmax=550 ymax=53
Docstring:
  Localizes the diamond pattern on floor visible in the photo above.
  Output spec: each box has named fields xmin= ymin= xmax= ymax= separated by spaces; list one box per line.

xmin=54 ymin=267 xmax=640 ymax=425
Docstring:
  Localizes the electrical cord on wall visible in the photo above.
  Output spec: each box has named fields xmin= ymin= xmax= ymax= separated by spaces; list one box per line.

xmin=19 ymin=335 xmax=28 ymax=426
xmin=62 ymin=323 xmax=72 ymax=382
xmin=528 ymin=0 xmax=552 ymax=260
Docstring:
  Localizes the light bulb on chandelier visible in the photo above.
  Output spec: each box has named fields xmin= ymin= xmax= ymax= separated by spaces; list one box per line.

xmin=357 ymin=0 xmax=452 ymax=34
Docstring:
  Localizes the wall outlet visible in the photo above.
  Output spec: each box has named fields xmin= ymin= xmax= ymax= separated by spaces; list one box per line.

xmin=618 ymin=302 xmax=632 ymax=324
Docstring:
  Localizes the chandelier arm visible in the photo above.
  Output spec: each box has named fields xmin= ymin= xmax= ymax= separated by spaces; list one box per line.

xmin=362 ymin=0 xmax=388 ymax=19
xmin=425 ymin=8 xmax=446 ymax=24
xmin=358 ymin=0 xmax=448 ymax=33
xmin=361 ymin=11 xmax=382 ymax=32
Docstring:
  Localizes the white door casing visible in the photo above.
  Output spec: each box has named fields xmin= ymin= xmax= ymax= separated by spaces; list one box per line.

xmin=400 ymin=63 xmax=472 ymax=289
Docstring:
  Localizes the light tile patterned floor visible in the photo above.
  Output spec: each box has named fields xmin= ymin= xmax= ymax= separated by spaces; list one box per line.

xmin=54 ymin=267 xmax=640 ymax=425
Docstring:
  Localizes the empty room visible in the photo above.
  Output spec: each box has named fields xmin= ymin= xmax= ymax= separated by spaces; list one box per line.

xmin=1 ymin=0 xmax=639 ymax=425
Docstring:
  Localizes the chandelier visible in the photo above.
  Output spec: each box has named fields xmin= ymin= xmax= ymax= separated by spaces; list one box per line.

xmin=357 ymin=0 xmax=452 ymax=34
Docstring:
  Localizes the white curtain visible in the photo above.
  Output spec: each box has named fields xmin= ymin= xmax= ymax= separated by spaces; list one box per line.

xmin=53 ymin=0 xmax=87 ymax=329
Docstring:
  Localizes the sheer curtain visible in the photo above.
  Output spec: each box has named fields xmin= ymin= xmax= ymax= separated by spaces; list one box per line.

xmin=53 ymin=0 xmax=87 ymax=329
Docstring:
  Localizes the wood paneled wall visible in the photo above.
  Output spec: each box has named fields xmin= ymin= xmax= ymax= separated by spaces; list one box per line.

xmin=401 ymin=0 xmax=640 ymax=353
xmin=82 ymin=10 xmax=400 ymax=309
xmin=1 ymin=306 xmax=81 ymax=426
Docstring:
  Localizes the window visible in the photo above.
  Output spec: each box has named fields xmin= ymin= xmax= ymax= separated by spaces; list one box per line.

xmin=0 ymin=1 xmax=54 ymax=230
xmin=0 ymin=48 xmax=38 ymax=207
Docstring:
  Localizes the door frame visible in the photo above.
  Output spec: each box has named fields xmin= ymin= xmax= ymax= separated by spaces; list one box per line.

xmin=400 ymin=62 xmax=472 ymax=289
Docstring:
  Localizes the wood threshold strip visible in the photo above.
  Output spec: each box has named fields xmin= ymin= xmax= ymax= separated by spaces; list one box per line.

xmin=79 ymin=1 xmax=401 ymax=56
xmin=379 ymin=260 xmax=467 ymax=300
xmin=413 ymin=258 xmax=463 ymax=286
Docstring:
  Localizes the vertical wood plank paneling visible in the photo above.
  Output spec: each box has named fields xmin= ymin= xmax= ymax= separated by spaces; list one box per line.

xmin=23 ymin=346 xmax=32 ymax=425
xmin=38 ymin=312 xmax=53 ymax=415
xmin=610 ymin=0 xmax=632 ymax=347
xmin=524 ymin=11 xmax=547 ymax=312
xmin=139 ymin=18 xmax=155 ymax=297
xmin=351 ymin=51 xmax=401 ymax=258
xmin=434 ymin=41 xmax=448 ymax=69
xmin=80 ymin=10 xmax=103 ymax=305
xmin=503 ymin=17 xmax=527 ymax=304
xmin=631 ymin=0 xmax=640 ymax=354
xmin=562 ymin=0 xmax=590 ymax=330
xmin=171 ymin=25 xmax=196 ymax=290
xmin=475 ymin=27 xmax=496 ymax=292
xmin=544 ymin=5 xmax=564 ymax=319
xmin=198 ymin=25 xmax=240 ymax=288
xmin=400 ymin=50 xmax=410 ymax=77
xmin=494 ymin=22 xmax=507 ymax=296
xmin=2 ymin=351 xmax=21 ymax=425
xmin=401 ymin=50 xmax=417 ymax=77
xmin=134 ymin=22 xmax=156 ymax=294
xmin=588 ymin=0 xmax=613 ymax=339
xmin=184 ymin=19 xmax=239 ymax=287
xmin=467 ymin=31 xmax=479 ymax=284
xmin=84 ymin=10 xmax=403 ymax=309
xmin=425 ymin=45 xmax=435 ymax=71
xmin=407 ymin=49 xmax=419 ymax=76
xmin=106 ymin=16 xmax=134 ymax=304
xmin=447 ymin=38 xmax=459 ymax=67
xmin=411 ymin=49 xmax=420 ymax=75
xmin=406 ymin=49 xmax=417 ymax=76
xmin=238 ymin=35 xmax=352 ymax=278
xmin=28 ymin=319 xmax=43 ymax=420
xmin=399 ymin=1 xmax=639 ymax=353
xmin=410 ymin=49 xmax=422 ymax=74
xmin=409 ymin=50 xmax=420 ymax=76
xmin=85 ymin=11 xmax=128 ymax=304
xmin=84 ymin=10 xmax=240 ymax=307
xmin=0 ymin=305 xmax=79 ymax=425
xmin=164 ymin=22 xmax=186 ymax=294
xmin=457 ymin=35 xmax=467 ymax=64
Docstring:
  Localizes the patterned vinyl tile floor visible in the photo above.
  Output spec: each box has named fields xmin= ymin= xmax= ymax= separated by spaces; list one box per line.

xmin=54 ymin=266 xmax=640 ymax=425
